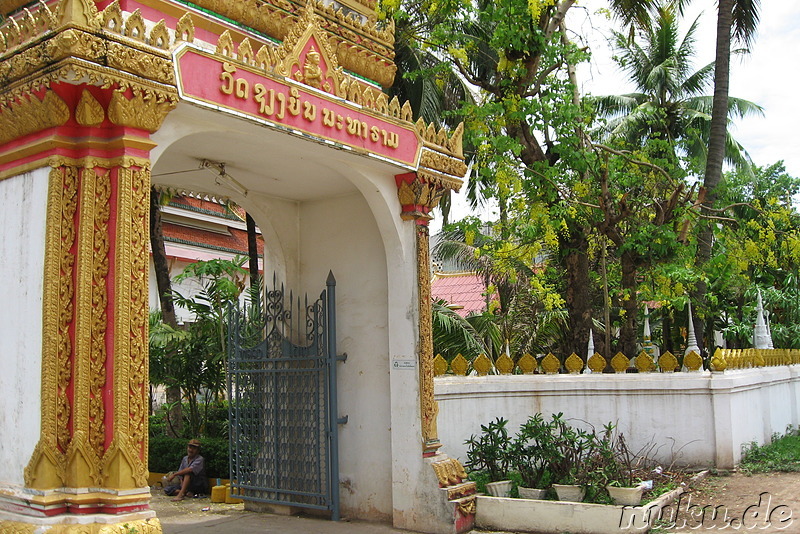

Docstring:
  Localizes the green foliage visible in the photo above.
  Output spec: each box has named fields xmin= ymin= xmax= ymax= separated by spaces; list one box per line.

xmin=149 ymin=257 xmax=258 ymax=437
xmin=465 ymin=414 xmax=652 ymax=504
xmin=740 ymin=427 xmax=800 ymax=473
xmin=464 ymin=417 xmax=512 ymax=482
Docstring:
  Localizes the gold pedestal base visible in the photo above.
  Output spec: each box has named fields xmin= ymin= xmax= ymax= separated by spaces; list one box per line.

xmin=0 ymin=514 xmax=161 ymax=533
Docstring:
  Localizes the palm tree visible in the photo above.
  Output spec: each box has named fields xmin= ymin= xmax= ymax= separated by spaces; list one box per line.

xmin=593 ymin=1 xmax=761 ymax=168
xmin=694 ymin=0 xmax=761 ymax=352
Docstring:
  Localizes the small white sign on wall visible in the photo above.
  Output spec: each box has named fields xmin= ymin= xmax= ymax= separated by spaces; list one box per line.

xmin=392 ymin=358 xmax=416 ymax=370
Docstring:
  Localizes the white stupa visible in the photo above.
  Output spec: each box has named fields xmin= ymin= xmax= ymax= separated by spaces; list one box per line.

xmin=753 ymin=289 xmax=774 ymax=349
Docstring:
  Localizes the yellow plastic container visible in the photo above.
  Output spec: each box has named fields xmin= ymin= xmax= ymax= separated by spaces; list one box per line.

xmin=210 ymin=484 xmax=227 ymax=503
xmin=225 ymin=485 xmax=244 ymax=504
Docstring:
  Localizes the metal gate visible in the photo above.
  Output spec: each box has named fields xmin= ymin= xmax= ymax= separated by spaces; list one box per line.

xmin=227 ymin=272 xmax=342 ymax=519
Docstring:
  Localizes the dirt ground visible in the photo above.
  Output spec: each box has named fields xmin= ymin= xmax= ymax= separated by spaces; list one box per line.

xmin=656 ymin=471 xmax=800 ymax=533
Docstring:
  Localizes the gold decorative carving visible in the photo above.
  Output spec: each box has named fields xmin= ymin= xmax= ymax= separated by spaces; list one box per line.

xmin=106 ymin=41 xmax=176 ymax=85
xmin=658 ymin=351 xmax=679 ymax=372
xmin=124 ymin=9 xmax=146 ymax=41
xmin=420 ymin=149 xmax=468 ymax=178
xmin=57 ymin=166 xmax=78 ymax=453
xmin=431 ymin=457 xmax=467 ymax=487
xmin=176 ymin=13 xmax=195 ymax=42
xmin=517 ymin=352 xmax=536 ymax=374
xmin=588 ymin=352 xmax=606 ymax=373
xmin=447 ymin=481 xmax=476 ymax=500
xmin=0 ymin=518 xmax=163 ymax=533
xmin=76 ymin=89 xmax=104 ymax=127
xmin=472 ymin=353 xmax=492 ymax=376
xmin=495 ymin=352 xmax=514 ymax=374
xmin=417 ymin=121 xmax=465 ymax=159
xmin=710 ymin=347 xmax=727 ymax=372
xmin=611 ymin=352 xmax=629 ymax=373
xmin=433 ymin=353 xmax=448 ymax=376
xmin=0 ymin=90 xmax=70 ymax=145
xmin=185 ymin=0 xmax=395 ymax=87
xmin=24 ymin=438 xmax=66 ymax=489
xmin=149 ymin=20 xmax=170 ymax=50
xmin=102 ymin=434 xmax=147 ymax=489
xmin=57 ymin=0 xmax=102 ymax=30
xmin=108 ymin=89 xmax=176 ymax=132
xmin=24 ymin=165 xmax=77 ymax=489
xmin=65 ymin=431 xmax=101 ymax=487
xmin=634 ymin=351 xmax=655 ymax=373
xmin=564 ymin=352 xmax=583 ymax=374
xmin=683 ymin=350 xmax=703 ymax=371
xmin=416 ymin=225 xmax=440 ymax=453
xmin=101 ymin=0 xmax=123 ymax=32
xmin=89 ymin=169 xmax=111 ymax=458
xmin=456 ymin=495 xmax=477 ymax=516
xmin=396 ymin=171 xmax=457 ymax=222
xmin=450 ymin=353 xmax=468 ymax=376
xmin=541 ymin=352 xmax=560 ymax=374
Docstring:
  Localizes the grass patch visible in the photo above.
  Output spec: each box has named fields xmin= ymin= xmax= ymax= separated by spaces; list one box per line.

xmin=740 ymin=428 xmax=800 ymax=473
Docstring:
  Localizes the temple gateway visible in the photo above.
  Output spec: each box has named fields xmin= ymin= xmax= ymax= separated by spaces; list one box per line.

xmin=0 ymin=0 xmax=475 ymax=532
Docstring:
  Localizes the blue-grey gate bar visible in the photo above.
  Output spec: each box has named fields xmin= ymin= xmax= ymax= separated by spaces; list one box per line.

xmin=227 ymin=272 xmax=343 ymax=519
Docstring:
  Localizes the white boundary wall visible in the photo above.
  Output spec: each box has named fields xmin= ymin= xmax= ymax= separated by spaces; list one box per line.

xmin=436 ymin=366 xmax=800 ymax=469
xmin=0 ymin=169 xmax=47 ymax=485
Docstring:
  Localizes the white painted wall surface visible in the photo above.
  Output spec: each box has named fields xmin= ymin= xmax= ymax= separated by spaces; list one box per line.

xmin=0 ymin=169 xmax=47 ymax=486
xmin=299 ymin=191 xmax=394 ymax=520
xmin=436 ymin=366 xmax=800 ymax=470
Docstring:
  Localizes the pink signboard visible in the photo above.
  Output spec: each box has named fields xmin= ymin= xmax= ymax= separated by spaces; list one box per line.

xmin=176 ymin=47 xmax=420 ymax=166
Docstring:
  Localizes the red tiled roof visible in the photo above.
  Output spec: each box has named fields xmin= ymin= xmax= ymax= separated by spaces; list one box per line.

xmin=431 ymin=273 xmax=488 ymax=317
xmin=162 ymin=222 xmax=263 ymax=257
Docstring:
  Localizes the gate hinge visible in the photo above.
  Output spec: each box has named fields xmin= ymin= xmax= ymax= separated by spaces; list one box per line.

xmin=337 ymin=415 xmax=348 ymax=425
xmin=337 ymin=352 xmax=348 ymax=362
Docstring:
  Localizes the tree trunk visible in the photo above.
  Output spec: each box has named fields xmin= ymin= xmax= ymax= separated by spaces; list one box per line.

xmin=561 ymin=228 xmax=592 ymax=358
xmin=619 ymin=250 xmax=639 ymax=359
xmin=149 ymin=187 xmax=182 ymax=437
xmin=245 ymin=213 xmax=260 ymax=290
xmin=693 ymin=0 xmax=733 ymax=355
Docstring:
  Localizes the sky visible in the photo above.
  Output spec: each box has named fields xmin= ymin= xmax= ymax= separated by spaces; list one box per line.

xmin=432 ymin=1 xmax=800 ymax=232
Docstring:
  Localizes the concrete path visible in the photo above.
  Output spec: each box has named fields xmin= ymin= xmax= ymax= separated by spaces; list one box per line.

xmin=151 ymin=493 xmax=427 ymax=534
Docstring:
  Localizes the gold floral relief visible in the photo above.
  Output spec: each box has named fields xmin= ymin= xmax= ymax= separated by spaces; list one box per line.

xmin=658 ymin=351 xmax=678 ymax=372
xmin=89 ymin=169 xmax=111 ymax=458
xmin=516 ymin=352 xmax=536 ymax=374
xmin=0 ymin=90 xmax=70 ymax=145
xmin=587 ymin=352 xmax=607 ymax=373
xmin=611 ymin=352 xmax=629 ymax=373
xmin=108 ymin=89 xmax=176 ymax=132
xmin=541 ymin=352 xmax=560 ymax=374
xmin=127 ymin=166 xmax=150 ymax=473
xmin=57 ymin=166 xmax=79 ymax=453
xmin=416 ymin=225 xmax=440 ymax=452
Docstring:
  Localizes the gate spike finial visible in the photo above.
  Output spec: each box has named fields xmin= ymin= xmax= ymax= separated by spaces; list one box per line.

xmin=327 ymin=270 xmax=336 ymax=285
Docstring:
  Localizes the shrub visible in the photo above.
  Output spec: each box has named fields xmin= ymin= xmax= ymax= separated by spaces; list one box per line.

xmin=148 ymin=436 xmax=229 ymax=480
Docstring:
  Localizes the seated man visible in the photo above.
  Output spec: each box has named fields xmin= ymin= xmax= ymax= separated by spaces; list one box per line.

xmin=164 ymin=439 xmax=208 ymax=501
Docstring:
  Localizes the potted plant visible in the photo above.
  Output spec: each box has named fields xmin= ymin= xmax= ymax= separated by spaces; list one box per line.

xmin=509 ymin=414 xmax=556 ymax=499
xmin=464 ymin=417 xmax=513 ymax=497
xmin=547 ymin=414 xmax=593 ymax=502
xmin=603 ymin=432 xmax=648 ymax=506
